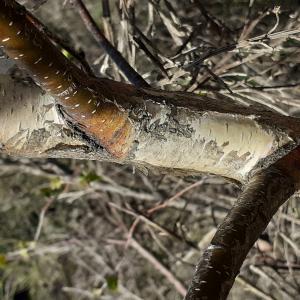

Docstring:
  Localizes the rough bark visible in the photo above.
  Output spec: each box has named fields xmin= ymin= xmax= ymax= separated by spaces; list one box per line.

xmin=1 ymin=0 xmax=300 ymax=182
xmin=2 ymin=72 xmax=300 ymax=182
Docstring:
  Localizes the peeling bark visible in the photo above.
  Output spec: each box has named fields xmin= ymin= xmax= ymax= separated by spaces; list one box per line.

xmin=2 ymin=0 xmax=300 ymax=182
xmin=2 ymin=73 xmax=300 ymax=182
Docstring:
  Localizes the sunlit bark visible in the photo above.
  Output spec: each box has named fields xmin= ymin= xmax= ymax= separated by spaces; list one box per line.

xmin=1 ymin=0 xmax=300 ymax=182
xmin=1 ymin=2 xmax=300 ymax=299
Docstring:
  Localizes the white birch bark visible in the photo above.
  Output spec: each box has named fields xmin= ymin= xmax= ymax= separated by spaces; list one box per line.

xmin=1 ymin=67 xmax=300 ymax=182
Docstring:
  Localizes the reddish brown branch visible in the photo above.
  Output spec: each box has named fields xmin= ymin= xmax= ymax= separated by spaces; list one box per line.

xmin=0 ymin=0 xmax=134 ymax=158
xmin=184 ymin=147 xmax=300 ymax=299
xmin=27 ymin=11 xmax=95 ymax=76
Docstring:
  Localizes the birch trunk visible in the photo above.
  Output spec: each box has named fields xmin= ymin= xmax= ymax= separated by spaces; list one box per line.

xmin=1 ymin=71 xmax=300 ymax=182
xmin=1 ymin=0 xmax=300 ymax=183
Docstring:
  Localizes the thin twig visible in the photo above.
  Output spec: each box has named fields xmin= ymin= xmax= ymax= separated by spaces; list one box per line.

xmin=194 ymin=0 xmax=234 ymax=40
xmin=108 ymin=202 xmax=198 ymax=249
xmin=34 ymin=196 xmax=56 ymax=241
xmin=148 ymin=178 xmax=206 ymax=214
xmin=130 ymin=238 xmax=187 ymax=297
xmin=69 ymin=0 xmax=150 ymax=88
xmin=184 ymin=28 xmax=300 ymax=69
xmin=236 ymin=276 xmax=275 ymax=300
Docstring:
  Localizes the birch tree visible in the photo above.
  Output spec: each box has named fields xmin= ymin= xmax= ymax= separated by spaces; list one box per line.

xmin=0 ymin=0 xmax=300 ymax=299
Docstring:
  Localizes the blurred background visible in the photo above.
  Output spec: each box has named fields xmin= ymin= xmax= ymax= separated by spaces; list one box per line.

xmin=1 ymin=0 xmax=300 ymax=299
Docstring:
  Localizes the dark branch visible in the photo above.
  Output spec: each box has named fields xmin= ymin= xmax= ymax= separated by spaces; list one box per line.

xmin=26 ymin=11 xmax=95 ymax=76
xmin=184 ymin=147 xmax=300 ymax=299
xmin=70 ymin=0 xmax=150 ymax=88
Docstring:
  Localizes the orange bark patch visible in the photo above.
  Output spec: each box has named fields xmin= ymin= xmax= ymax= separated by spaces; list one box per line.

xmin=0 ymin=1 xmax=134 ymax=159
xmin=82 ymin=103 xmax=134 ymax=158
